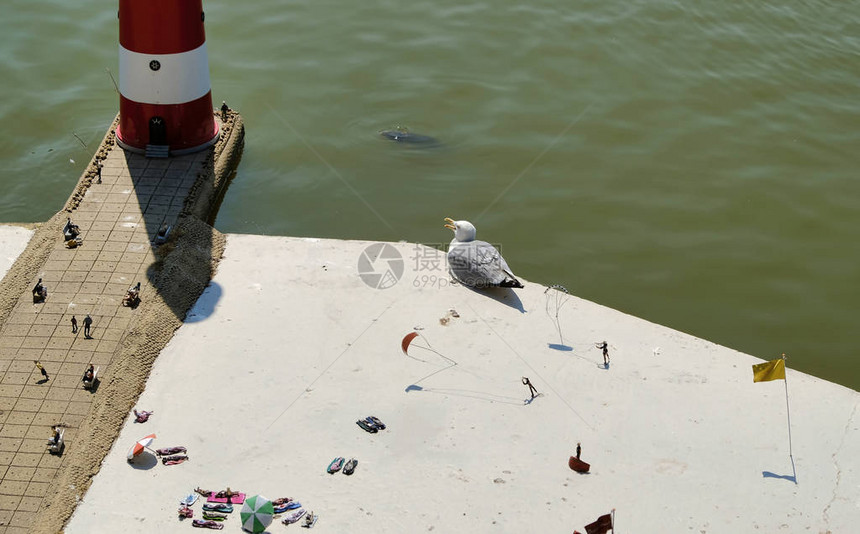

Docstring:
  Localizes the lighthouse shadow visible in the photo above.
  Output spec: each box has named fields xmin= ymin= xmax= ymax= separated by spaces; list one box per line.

xmin=123 ymin=130 xmax=240 ymax=321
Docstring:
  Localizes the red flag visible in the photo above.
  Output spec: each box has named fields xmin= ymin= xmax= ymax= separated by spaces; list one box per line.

xmin=584 ymin=513 xmax=613 ymax=534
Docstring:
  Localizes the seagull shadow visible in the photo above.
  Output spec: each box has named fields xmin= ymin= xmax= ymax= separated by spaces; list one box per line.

xmin=462 ymin=285 xmax=525 ymax=313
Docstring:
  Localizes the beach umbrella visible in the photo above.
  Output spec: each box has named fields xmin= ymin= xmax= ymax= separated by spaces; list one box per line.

xmin=240 ymin=494 xmax=274 ymax=533
xmin=127 ymin=433 xmax=156 ymax=461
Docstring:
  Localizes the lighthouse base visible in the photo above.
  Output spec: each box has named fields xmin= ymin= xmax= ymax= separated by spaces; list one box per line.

xmin=116 ymin=125 xmax=220 ymax=157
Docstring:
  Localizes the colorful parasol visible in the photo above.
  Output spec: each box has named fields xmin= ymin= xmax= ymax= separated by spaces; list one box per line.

xmin=240 ymin=494 xmax=274 ymax=533
xmin=127 ymin=433 xmax=156 ymax=461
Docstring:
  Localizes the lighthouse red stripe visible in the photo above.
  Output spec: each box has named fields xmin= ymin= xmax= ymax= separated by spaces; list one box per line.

xmin=119 ymin=0 xmax=206 ymax=54
xmin=118 ymin=93 xmax=218 ymax=152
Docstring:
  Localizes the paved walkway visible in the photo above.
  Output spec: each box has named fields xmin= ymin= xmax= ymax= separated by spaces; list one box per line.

xmin=0 ymin=138 xmax=211 ymax=532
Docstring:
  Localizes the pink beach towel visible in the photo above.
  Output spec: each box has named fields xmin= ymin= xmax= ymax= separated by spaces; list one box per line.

xmin=206 ymin=492 xmax=246 ymax=504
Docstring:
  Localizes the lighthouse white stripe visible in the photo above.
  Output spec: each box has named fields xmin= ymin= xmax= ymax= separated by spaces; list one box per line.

xmin=119 ymin=43 xmax=212 ymax=105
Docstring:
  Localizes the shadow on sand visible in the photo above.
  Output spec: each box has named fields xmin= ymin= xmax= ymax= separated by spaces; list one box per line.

xmin=762 ymin=471 xmax=797 ymax=484
xmin=122 ymin=149 xmax=223 ymax=322
xmin=184 ymin=281 xmax=223 ymax=323
xmin=128 ymin=453 xmax=158 ymax=470
xmin=462 ymin=285 xmax=525 ymax=313
xmin=405 ymin=384 xmax=524 ymax=406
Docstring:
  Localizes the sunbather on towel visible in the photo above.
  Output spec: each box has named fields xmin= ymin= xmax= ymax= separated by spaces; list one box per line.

xmin=156 ymin=446 xmax=187 ymax=456
xmin=195 ymin=487 xmax=213 ymax=497
xmin=272 ymin=497 xmax=293 ymax=506
xmin=215 ymin=488 xmax=241 ymax=499
xmin=282 ymin=508 xmax=306 ymax=525
xmin=133 ymin=409 xmax=153 ymax=423
xmin=192 ymin=519 xmax=223 ymax=530
xmin=162 ymin=455 xmax=189 ymax=465
xmin=202 ymin=503 xmax=233 ymax=513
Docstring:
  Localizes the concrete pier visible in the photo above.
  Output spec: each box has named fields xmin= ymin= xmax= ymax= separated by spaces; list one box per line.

xmin=0 ymin=111 xmax=243 ymax=533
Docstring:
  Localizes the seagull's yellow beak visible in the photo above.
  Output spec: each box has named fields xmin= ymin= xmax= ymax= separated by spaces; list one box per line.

xmin=443 ymin=217 xmax=456 ymax=231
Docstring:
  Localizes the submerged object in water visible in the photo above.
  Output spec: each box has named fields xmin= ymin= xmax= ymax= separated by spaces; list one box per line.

xmin=379 ymin=127 xmax=438 ymax=145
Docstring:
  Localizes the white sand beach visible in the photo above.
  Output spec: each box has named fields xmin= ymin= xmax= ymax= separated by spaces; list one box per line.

xmin=64 ymin=234 xmax=858 ymax=533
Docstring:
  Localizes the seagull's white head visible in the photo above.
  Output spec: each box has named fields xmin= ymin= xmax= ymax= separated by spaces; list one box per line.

xmin=444 ymin=218 xmax=477 ymax=243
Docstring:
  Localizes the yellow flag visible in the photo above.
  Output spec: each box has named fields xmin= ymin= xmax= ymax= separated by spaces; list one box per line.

xmin=752 ymin=359 xmax=786 ymax=383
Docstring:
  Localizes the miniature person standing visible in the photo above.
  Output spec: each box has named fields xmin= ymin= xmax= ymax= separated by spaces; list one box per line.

xmin=221 ymin=101 xmax=229 ymax=121
xmin=576 ymin=442 xmax=582 ymax=459
xmin=34 ymin=360 xmax=48 ymax=381
xmin=96 ymin=160 xmax=103 ymax=184
xmin=596 ymin=341 xmax=609 ymax=365
xmin=83 ymin=314 xmax=93 ymax=339
xmin=522 ymin=376 xmax=538 ymax=399
xmin=71 ymin=315 xmax=78 ymax=333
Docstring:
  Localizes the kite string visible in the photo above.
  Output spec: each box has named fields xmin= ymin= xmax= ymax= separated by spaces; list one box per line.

xmin=466 ymin=303 xmax=594 ymax=430
xmin=404 ymin=335 xmax=459 ymax=386
xmin=265 ymin=302 xmax=395 ymax=431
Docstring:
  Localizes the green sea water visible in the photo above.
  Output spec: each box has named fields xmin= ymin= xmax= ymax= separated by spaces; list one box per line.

xmin=0 ymin=0 xmax=858 ymax=390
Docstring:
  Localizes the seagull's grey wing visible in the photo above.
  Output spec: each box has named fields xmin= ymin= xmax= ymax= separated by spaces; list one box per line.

xmin=447 ymin=241 xmax=509 ymax=288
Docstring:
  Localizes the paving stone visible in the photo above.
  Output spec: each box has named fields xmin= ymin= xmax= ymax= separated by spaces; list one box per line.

xmin=35 ymin=401 xmax=66 ymax=415
xmin=0 ymin=389 xmax=22 ymax=400
xmin=32 ymin=314 xmax=63 ymax=327
xmin=0 ymin=376 xmax=28 ymax=388
xmin=0 ymin=412 xmax=36 ymax=435
xmin=13 ymin=386 xmax=44 ymax=401
xmin=0 ymin=508 xmax=16 ymax=523
xmin=15 ymin=496 xmax=40 ymax=513
xmin=15 ymin=440 xmax=44 ymax=455
xmin=0 ymin=496 xmax=21 ymax=511
xmin=36 ymin=453 xmax=62 ymax=470
xmin=5 ymin=363 xmax=31 ymax=374
xmin=0 ymin=427 xmax=27 ymax=440
xmin=43 ymin=388 xmax=73 ymax=402
xmin=8 ymin=509 xmax=31 ymax=528
xmin=3 ymin=468 xmax=34 ymax=483
xmin=23 ymin=482 xmax=48 ymax=498
xmin=38 ymin=350 xmax=66 ymax=363
xmin=10 ymin=400 xmax=40 ymax=414
xmin=29 ymin=468 xmax=56 ymax=484
xmin=25 ymin=326 xmax=55 ymax=338
xmin=18 ymin=339 xmax=48 ymax=351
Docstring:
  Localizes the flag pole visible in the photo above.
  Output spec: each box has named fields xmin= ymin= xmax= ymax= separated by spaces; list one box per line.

xmin=781 ymin=353 xmax=797 ymax=483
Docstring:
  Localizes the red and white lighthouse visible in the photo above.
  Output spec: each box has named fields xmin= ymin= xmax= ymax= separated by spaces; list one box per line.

xmin=116 ymin=0 xmax=219 ymax=155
